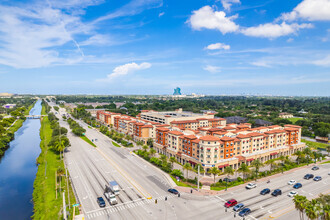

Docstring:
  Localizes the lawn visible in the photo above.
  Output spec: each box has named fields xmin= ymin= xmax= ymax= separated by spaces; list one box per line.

xmin=112 ymin=141 xmax=121 ymax=147
xmin=287 ymin=117 xmax=302 ymax=123
xmin=302 ymin=139 xmax=329 ymax=150
xmin=81 ymin=136 xmax=97 ymax=147
xmin=32 ymin=105 xmax=78 ymax=220
xmin=170 ymin=175 xmax=198 ymax=188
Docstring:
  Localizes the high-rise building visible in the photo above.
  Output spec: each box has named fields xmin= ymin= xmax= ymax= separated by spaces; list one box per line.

xmin=173 ymin=87 xmax=181 ymax=95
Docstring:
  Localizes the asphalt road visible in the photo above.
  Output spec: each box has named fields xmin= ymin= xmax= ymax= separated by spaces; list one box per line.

xmin=48 ymin=102 xmax=329 ymax=220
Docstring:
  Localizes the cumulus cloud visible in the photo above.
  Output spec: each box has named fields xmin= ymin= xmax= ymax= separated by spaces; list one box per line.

xmin=241 ymin=22 xmax=313 ymax=38
xmin=280 ymin=0 xmax=330 ymax=21
xmin=205 ymin=43 xmax=230 ymax=50
xmin=105 ymin=62 xmax=151 ymax=80
xmin=203 ymin=65 xmax=221 ymax=73
xmin=220 ymin=0 xmax=241 ymax=11
xmin=187 ymin=6 xmax=239 ymax=34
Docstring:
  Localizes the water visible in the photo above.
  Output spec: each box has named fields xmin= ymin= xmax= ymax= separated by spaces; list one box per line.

xmin=0 ymin=100 xmax=42 ymax=220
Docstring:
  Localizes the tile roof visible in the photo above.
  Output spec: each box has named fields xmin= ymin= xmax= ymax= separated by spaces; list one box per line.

xmin=199 ymin=135 xmax=221 ymax=141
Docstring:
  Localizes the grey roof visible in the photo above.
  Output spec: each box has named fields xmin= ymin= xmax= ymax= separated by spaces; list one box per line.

xmin=224 ymin=116 xmax=248 ymax=124
xmin=254 ymin=119 xmax=273 ymax=126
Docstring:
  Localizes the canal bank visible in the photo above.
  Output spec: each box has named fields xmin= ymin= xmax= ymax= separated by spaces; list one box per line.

xmin=0 ymin=100 xmax=42 ymax=219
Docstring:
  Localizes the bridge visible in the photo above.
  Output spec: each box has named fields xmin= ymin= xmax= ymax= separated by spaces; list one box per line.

xmin=26 ymin=115 xmax=47 ymax=119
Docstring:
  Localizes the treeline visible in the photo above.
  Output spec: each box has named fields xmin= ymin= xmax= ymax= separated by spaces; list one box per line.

xmin=71 ymin=106 xmax=101 ymax=127
xmin=67 ymin=118 xmax=86 ymax=136
xmin=99 ymin=126 xmax=133 ymax=147
xmin=0 ymin=97 xmax=35 ymax=115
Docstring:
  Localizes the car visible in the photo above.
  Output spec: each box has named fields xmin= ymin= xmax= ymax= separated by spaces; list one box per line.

xmin=97 ymin=197 xmax=106 ymax=208
xmin=223 ymin=177 xmax=234 ymax=182
xmin=304 ymin=174 xmax=314 ymax=180
xmin=311 ymin=166 xmax=319 ymax=171
xmin=293 ymin=183 xmax=302 ymax=189
xmin=239 ymin=208 xmax=251 ymax=217
xmin=271 ymin=189 xmax=282 ymax=196
xmin=313 ymin=176 xmax=322 ymax=181
xmin=287 ymin=180 xmax=296 ymax=185
xmin=245 ymin=183 xmax=257 ymax=189
xmin=233 ymin=203 xmax=245 ymax=212
xmin=260 ymin=188 xmax=271 ymax=195
xmin=168 ymin=188 xmax=179 ymax=194
xmin=288 ymin=191 xmax=298 ymax=197
xmin=224 ymin=199 xmax=237 ymax=208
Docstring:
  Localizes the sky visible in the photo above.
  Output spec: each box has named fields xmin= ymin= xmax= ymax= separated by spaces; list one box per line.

xmin=0 ymin=0 xmax=330 ymax=96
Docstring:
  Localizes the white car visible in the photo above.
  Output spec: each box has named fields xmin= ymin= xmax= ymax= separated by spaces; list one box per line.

xmin=287 ymin=180 xmax=296 ymax=185
xmin=245 ymin=183 xmax=257 ymax=189
xmin=288 ymin=191 xmax=298 ymax=197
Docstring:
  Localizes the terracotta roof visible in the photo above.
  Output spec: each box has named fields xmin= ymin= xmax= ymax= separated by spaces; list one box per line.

xmin=268 ymin=125 xmax=281 ymax=128
xmin=157 ymin=127 xmax=169 ymax=132
xmin=284 ymin=124 xmax=301 ymax=128
xmin=213 ymin=131 xmax=228 ymax=135
xmin=220 ymin=136 xmax=235 ymax=141
xmin=196 ymin=118 xmax=208 ymax=121
xmin=247 ymin=132 xmax=264 ymax=137
xmin=199 ymin=135 xmax=221 ymax=141
xmin=179 ymin=135 xmax=197 ymax=140
xmin=265 ymin=129 xmax=286 ymax=134
xmin=135 ymin=122 xmax=145 ymax=126
xmin=208 ymin=128 xmax=224 ymax=132
xmin=156 ymin=124 xmax=169 ymax=127
xmin=236 ymin=134 xmax=250 ymax=139
xmin=223 ymin=126 xmax=236 ymax=130
xmin=142 ymin=125 xmax=153 ymax=128
xmin=171 ymin=120 xmax=198 ymax=124
xmin=168 ymin=130 xmax=183 ymax=136
xmin=284 ymin=127 xmax=299 ymax=131
xmin=208 ymin=118 xmax=226 ymax=121
xmin=191 ymin=139 xmax=200 ymax=143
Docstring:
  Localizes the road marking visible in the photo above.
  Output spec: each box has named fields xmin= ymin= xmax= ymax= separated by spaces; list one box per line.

xmin=268 ymin=210 xmax=272 ymax=214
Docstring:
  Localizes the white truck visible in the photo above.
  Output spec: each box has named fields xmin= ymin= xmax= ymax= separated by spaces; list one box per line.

xmin=104 ymin=186 xmax=118 ymax=205
xmin=109 ymin=181 xmax=120 ymax=195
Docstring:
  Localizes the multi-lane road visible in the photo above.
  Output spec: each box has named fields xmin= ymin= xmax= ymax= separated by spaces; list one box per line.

xmin=49 ymin=102 xmax=329 ymax=220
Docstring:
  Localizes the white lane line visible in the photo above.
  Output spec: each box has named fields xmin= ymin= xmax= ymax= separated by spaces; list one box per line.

xmin=268 ymin=210 xmax=272 ymax=214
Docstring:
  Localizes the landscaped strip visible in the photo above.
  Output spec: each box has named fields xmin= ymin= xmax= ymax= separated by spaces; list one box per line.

xmin=302 ymin=139 xmax=329 ymax=150
xmin=32 ymin=103 xmax=78 ymax=219
xmin=112 ymin=141 xmax=121 ymax=147
xmin=81 ymin=136 xmax=97 ymax=147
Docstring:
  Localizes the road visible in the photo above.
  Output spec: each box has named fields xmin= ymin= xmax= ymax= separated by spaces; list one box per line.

xmin=48 ymin=102 xmax=329 ymax=220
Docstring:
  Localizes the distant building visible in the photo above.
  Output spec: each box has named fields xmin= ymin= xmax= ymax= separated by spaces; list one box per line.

xmin=279 ymin=112 xmax=293 ymax=118
xmin=254 ymin=119 xmax=273 ymax=127
xmin=225 ymin=116 xmax=247 ymax=124
xmin=173 ymin=87 xmax=181 ymax=95
xmin=2 ymin=104 xmax=16 ymax=109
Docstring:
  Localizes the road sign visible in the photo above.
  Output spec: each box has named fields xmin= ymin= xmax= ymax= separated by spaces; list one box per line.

xmin=72 ymin=203 xmax=80 ymax=207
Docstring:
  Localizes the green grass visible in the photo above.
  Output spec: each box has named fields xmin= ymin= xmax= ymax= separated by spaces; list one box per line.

xmin=81 ymin=136 xmax=97 ymax=147
xmin=170 ymin=175 xmax=198 ymax=188
xmin=287 ymin=117 xmax=301 ymax=123
xmin=32 ymin=105 xmax=78 ymax=220
xmin=302 ymin=139 xmax=329 ymax=150
xmin=112 ymin=141 xmax=121 ymax=147
xmin=8 ymin=119 xmax=24 ymax=133
xmin=321 ymin=160 xmax=330 ymax=164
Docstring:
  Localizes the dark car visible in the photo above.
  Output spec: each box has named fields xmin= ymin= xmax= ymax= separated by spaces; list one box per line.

xmin=239 ymin=208 xmax=251 ymax=217
xmin=225 ymin=199 xmax=237 ymax=208
xmin=233 ymin=203 xmax=245 ymax=212
xmin=311 ymin=166 xmax=319 ymax=171
xmin=168 ymin=188 xmax=179 ymax=194
xmin=271 ymin=189 xmax=282 ymax=196
xmin=293 ymin=183 xmax=302 ymax=189
xmin=223 ymin=177 xmax=234 ymax=182
xmin=97 ymin=197 xmax=106 ymax=208
xmin=304 ymin=174 xmax=314 ymax=180
xmin=313 ymin=176 xmax=322 ymax=181
xmin=260 ymin=188 xmax=271 ymax=195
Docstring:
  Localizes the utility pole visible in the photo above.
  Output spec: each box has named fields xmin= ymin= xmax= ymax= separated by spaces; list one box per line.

xmin=63 ymin=191 xmax=67 ymax=220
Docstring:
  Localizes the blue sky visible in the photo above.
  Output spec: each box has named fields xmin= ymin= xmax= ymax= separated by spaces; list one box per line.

xmin=0 ymin=0 xmax=329 ymax=96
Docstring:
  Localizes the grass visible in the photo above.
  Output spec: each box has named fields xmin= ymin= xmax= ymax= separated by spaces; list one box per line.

xmin=112 ymin=141 xmax=121 ymax=147
xmin=32 ymin=105 xmax=78 ymax=220
xmin=302 ymin=139 xmax=329 ymax=150
xmin=321 ymin=160 xmax=330 ymax=164
xmin=81 ymin=136 xmax=97 ymax=147
xmin=287 ymin=117 xmax=301 ymax=123
xmin=8 ymin=118 xmax=24 ymax=133
xmin=170 ymin=175 xmax=198 ymax=188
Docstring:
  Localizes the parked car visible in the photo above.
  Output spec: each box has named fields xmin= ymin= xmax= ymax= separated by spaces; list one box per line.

xmin=233 ymin=203 xmax=245 ymax=212
xmin=311 ymin=166 xmax=319 ymax=171
xmin=246 ymin=183 xmax=257 ymax=189
xmin=304 ymin=174 xmax=314 ymax=180
xmin=225 ymin=199 xmax=237 ymax=208
xmin=239 ymin=208 xmax=251 ymax=217
xmin=288 ymin=191 xmax=298 ymax=197
xmin=293 ymin=183 xmax=302 ymax=189
xmin=271 ymin=189 xmax=282 ymax=196
xmin=287 ymin=180 xmax=296 ymax=185
xmin=313 ymin=176 xmax=322 ymax=181
xmin=168 ymin=189 xmax=179 ymax=194
xmin=260 ymin=188 xmax=271 ymax=195
xmin=97 ymin=197 xmax=106 ymax=208
xmin=223 ymin=177 xmax=234 ymax=182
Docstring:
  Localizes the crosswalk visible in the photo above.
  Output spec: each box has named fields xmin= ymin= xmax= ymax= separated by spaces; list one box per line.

xmin=85 ymin=194 xmax=177 ymax=219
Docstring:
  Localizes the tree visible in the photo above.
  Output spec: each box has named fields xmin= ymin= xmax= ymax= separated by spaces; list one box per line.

xmin=169 ymin=156 xmax=176 ymax=169
xmin=54 ymin=139 xmax=66 ymax=159
xmin=142 ymin=145 xmax=148 ymax=152
xmin=250 ymin=159 xmax=264 ymax=181
xmin=326 ymin=145 xmax=330 ymax=157
xmin=149 ymin=148 xmax=156 ymax=157
xmin=183 ymin=163 xmax=192 ymax=179
xmin=208 ymin=167 xmax=220 ymax=183
xmin=305 ymin=200 xmax=318 ymax=220
xmin=223 ymin=166 xmax=234 ymax=191
xmin=265 ymin=159 xmax=277 ymax=173
xmin=147 ymin=138 xmax=154 ymax=147
xmin=293 ymin=195 xmax=308 ymax=220
xmin=237 ymin=163 xmax=250 ymax=182
xmin=278 ymin=155 xmax=286 ymax=173
xmin=294 ymin=151 xmax=305 ymax=165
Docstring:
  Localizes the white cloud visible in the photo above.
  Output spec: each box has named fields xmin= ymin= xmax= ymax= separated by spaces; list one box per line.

xmin=80 ymin=34 xmax=111 ymax=46
xmin=287 ymin=38 xmax=294 ymax=42
xmin=280 ymin=0 xmax=330 ymax=21
xmin=203 ymin=65 xmax=221 ymax=73
xmin=105 ymin=62 xmax=151 ymax=81
xmin=159 ymin=12 xmax=165 ymax=17
xmin=241 ymin=22 xmax=313 ymax=38
xmin=312 ymin=55 xmax=330 ymax=66
xmin=187 ymin=6 xmax=239 ymax=34
xmin=205 ymin=42 xmax=230 ymax=50
xmin=251 ymin=61 xmax=272 ymax=68
xmin=220 ymin=0 xmax=241 ymax=11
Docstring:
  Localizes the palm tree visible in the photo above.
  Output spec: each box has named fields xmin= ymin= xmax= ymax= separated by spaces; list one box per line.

xmin=305 ymin=200 xmax=318 ymax=220
xmin=149 ymin=148 xmax=156 ymax=157
xmin=303 ymin=147 xmax=312 ymax=165
xmin=326 ymin=145 xmax=330 ymax=157
xmin=57 ymin=167 xmax=65 ymax=193
xmin=169 ymin=156 xmax=176 ymax=169
xmin=237 ymin=163 xmax=250 ymax=182
xmin=223 ymin=166 xmax=234 ymax=191
xmin=294 ymin=151 xmax=304 ymax=165
xmin=250 ymin=159 xmax=264 ymax=181
xmin=293 ymin=195 xmax=308 ymax=220
xmin=55 ymin=139 xmax=66 ymax=159
xmin=208 ymin=167 xmax=220 ymax=183
xmin=142 ymin=145 xmax=148 ymax=152
xmin=278 ymin=155 xmax=286 ymax=173
xmin=160 ymin=154 xmax=167 ymax=163
xmin=264 ymin=159 xmax=277 ymax=174
xmin=183 ymin=163 xmax=192 ymax=179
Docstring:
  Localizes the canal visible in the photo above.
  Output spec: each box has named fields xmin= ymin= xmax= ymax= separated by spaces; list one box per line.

xmin=0 ymin=100 xmax=42 ymax=219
